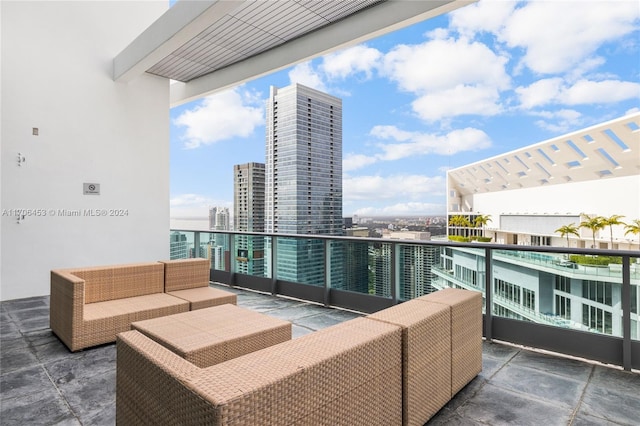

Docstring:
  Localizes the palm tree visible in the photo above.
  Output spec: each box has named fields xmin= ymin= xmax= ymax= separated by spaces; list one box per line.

xmin=448 ymin=215 xmax=471 ymax=237
xmin=555 ymin=224 xmax=579 ymax=248
xmin=579 ymin=214 xmax=605 ymax=249
xmin=600 ymin=215 xmax=626 ymax=247
xmin=474 ymin=214 xmax=492 ymax=238
xmin=474 ymin=214 xmax=492 ymax=228
xmin=624 ymin=219 xmax=640 ymax=249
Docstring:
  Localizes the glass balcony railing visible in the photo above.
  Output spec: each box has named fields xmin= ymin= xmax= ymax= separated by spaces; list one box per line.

xmin=170 ymin=229 xmax=640 ymax=371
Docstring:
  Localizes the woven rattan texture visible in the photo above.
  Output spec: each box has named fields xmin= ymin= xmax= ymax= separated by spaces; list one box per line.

xmin=161 ymin=258 xmax=210 ymax=292
xmin=167 ymin=287 xmax=237 ymax=310
xmin=50 ymin=270 xmax=85 ymax=351
xmin=65 ymin=262 xmax=164 ymax=303
xmin=117 ymin=318 xmax=402 ymax=425
xmin=369 ymin=299 xmax=451 ymax=425
xmin=190 ymin=317 xmax=402 ymax=425
xmin=117 ymin=331 xmax=217 ymax=425
xmin=418 ymin=288 xmax=483 ymax=396
xmin=50 ymin=263 xmax=188 ymax=351
xmin=131 ymin=304 xmax=291 ymax=368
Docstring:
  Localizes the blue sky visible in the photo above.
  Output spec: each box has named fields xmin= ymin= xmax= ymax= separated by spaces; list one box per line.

xmin=169 ymin=0 xmax=640 ymax=219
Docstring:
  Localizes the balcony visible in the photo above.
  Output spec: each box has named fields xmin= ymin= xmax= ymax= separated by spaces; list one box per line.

xmin=2 ymin=284 xmax=639 ymax=425
xmin=2 ymin=230 xmax=639 ymax=425
xmin=171 ymin=229 xmax=640 ymax=370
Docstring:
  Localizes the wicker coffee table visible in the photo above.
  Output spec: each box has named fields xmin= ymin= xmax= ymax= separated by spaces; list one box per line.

xmin=130 ymin=304 xmax=291 ymax=368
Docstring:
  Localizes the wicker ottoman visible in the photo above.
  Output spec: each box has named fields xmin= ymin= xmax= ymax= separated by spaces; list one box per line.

xmin=130 ymin=304 xmax=291 ymax=368
xmin=418 ymin=288 xmax=483 ymax=396
xmin=368 ymin=299 xmax=451 ymax=426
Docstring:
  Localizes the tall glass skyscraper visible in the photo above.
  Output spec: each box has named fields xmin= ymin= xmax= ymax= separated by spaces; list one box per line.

xmin=265 ymin=84 xmax=344 ymax=287
xmin=234 ymin=162 xmax=266 ymax=277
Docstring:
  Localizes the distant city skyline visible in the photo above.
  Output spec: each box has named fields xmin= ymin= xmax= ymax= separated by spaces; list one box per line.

xmin=169 ymin=0 xmax=640 ymax=218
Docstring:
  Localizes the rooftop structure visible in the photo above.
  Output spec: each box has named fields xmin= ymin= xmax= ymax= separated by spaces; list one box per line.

xmin=447 ymin=113 xmax=640 ymax=250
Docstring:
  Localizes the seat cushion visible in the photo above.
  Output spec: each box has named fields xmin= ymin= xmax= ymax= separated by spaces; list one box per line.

xmin=167 ymin=287 xmax=237 ymax=310
xmin=160 ymin=259 xmax=210 ymax=292
xmin=84 ymin=293 xmax=189 ymax=321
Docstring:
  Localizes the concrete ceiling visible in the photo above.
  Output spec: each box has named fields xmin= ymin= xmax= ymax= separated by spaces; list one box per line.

xmin=113 ymin=0 xmax=474 ymax=106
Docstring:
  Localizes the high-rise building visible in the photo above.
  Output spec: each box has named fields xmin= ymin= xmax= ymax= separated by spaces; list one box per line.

xmin=234 ymin=162 xmax=266 ymax=276
xmin=208 ymin=207 xmax=230 ymax=270
xmin=265 ymin=84 xmax=344 ymax=286
xmin=209 ymin=207 xmax=230 ymax=231
xmin=383 ymin=231 xmax=438 ymax=299
xmin=169 ymin=231 xmax=188 ymax=260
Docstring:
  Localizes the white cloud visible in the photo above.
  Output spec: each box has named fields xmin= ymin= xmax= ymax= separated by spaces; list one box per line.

xmin=560 ymin=80 xmax=640 ymax=105
xmin=499 ymin=1 xmax=640 ymax=75
xmin=531 ymin=109 xmax=584 ymax=133
xmin=343 ymin=127 xmax=492 ymax=172
xmin=383 ymin=37 xmax=510 ymax=93
xmin=381 ymin=37 xmax=510 ymax=121
xmin=321 ymin=45 xmax=382 ymax=80
xmin=449 ymin=0 xmax=517 ymax=38
xmin=288 ymin=62 xmax=327 ymax=92
xmin=517 ymin=78 xmax=640 ymax=108
xmin=174 ymin=88 xmax=263 ymax=149
xmin=343 ymin=153 xmax=378 ymax=172
xmin=411 ymin=85 xmax=503 ymax=121
xmin=371 ymin=126 xmax=492 ymax=158
xmin=344 ymin=174 xmax=445 ymax=201
xmin=516 ymin=78 xmax=564 ymax=109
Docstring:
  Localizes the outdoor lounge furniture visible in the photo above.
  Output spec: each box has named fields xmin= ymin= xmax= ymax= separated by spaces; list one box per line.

xmin=417 ymin=287 xmax=483 ymax=396
xmin=368 ymin=298 xmax=451 ymax=425
xmin=160 ymin=258 xmax=237 ymax=309
xmin=50 ymin=259 xmax=237 ymax=352
xmin=50 ymin=262 xmax=189 ymax=352
xmin=131 ymin=304 xmax=291 ymax=368
xmin=116 ymin=288 xmax=482 ymax=425
xmin=117 ymin=317 xmax=403 ymax=426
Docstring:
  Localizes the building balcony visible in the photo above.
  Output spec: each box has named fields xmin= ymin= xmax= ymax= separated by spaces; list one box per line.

xmin=2 ymin=229 xmax=639 ymax=424
xmin=2 ymin=284 xmax=639 ymax=425
xmin=171 ymin=229 xmax=640 ymax=366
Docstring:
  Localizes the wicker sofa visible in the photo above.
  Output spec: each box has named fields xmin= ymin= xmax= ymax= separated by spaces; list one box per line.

xmin=50 ymin=259 xmax=236 ymax=352
xmin=116 ymin=288 xmax=482 ymax=425
xmin=160 ymin=258 xmax=237 ymax=310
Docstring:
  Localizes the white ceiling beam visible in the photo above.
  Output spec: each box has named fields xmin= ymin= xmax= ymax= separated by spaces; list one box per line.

xmin=113 ymin=0 xmax=242 ymax=82
xmin=170 ymin=0 xmax=474 ymax=106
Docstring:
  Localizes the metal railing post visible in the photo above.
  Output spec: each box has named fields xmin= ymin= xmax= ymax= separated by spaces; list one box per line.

xmin=484 ymin=247 xmax=493 ymax=341
xmin=622 ymin=255 xmax=631 ymax=371
xmin=324 ymin=239 xmax=331 ymax=307
xmin=228 ymin=234 xmax=236 ymax=287
xmin=270 ymin=237 xmax=278 ymax=296
xmin=391 ymin=242 xmax=399 ymax=304
xmin=193 ymin=232 xmax=200 ymax=259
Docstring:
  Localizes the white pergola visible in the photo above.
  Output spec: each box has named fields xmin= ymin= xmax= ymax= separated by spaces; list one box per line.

xmin=449 ymin=113 xmax=640 ymax=196
xmin=113 ymin=0 xmax=473 ymax=106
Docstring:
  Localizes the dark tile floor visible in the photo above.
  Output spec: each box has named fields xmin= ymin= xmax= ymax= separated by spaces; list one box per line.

xmin=1 ymin=284 xmax=639 ymax=425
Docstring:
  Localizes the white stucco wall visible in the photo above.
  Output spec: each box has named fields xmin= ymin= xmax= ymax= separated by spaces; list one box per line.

xmin=1 ymin=1 xmax=169 ymax=300
xmin=470 ymin=175 xmax=640 ymax=243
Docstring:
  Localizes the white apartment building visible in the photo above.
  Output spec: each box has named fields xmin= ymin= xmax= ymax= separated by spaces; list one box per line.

xmin=437 ymin=113 xmax=640 ymax=338
xmin=446 ymin=113 xmax=639 ymax=250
